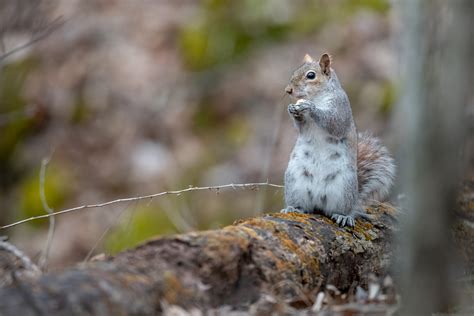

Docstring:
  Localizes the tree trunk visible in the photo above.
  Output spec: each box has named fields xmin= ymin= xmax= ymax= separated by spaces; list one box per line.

xmin=394 ymin=0 xmax=474 ymax=314
xmin=0 ymin=207 xmax=397 ymax=315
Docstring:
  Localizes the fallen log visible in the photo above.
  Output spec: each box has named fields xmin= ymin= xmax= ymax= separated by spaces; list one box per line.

xmin=0 ymin=206 xmax=397 ymax=315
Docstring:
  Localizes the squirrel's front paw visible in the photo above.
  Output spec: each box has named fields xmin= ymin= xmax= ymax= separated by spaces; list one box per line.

xmin=295 ymin=99 xmax=313 ymax=110
xmin=288 ymin=99 xmax=311 ymax=116
xmin=288 ymin=104 xmax=300 ymax=116
xmin=289 ymin=102 xmax=310 ymax=119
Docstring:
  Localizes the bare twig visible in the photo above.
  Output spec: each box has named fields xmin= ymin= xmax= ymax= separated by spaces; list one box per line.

xmin=0 ymin=16 xmax=64 ymax=65
xmin=0 ymin=240 xmax=41 ymax=276
xmin=1 ymin=182 xmax=284 ymax=230
xmin=38 ymin=156 xmax=55 ymax=271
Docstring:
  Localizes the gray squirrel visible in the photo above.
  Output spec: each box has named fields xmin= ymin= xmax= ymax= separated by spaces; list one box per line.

xmin=281 ymin=53 xmax=395 ymax=227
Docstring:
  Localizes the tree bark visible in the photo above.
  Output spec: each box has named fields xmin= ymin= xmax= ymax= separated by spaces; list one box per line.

xmin=394 ymin=0 xmax=473 ymax=314
xmin=0 ymin=208 xmax=397 ymax=315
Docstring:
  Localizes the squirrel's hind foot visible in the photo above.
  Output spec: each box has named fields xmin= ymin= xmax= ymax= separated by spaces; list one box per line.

xmin=281 ymin=207 xmax=356 ymax=227
xmin=280 ymin=206 xmax=311 ymax=214
xmin=330 ymin=214 xmax=355 ymax=227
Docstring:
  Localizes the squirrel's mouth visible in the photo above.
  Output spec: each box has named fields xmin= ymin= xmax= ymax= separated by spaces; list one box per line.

xmin=292 ymin=93 xmax=306 ymax=100
xmin=286 ymin=91 xmax=305 ymax=100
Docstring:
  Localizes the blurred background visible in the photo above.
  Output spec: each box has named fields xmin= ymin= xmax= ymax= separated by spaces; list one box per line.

xmin=1 ymin=0 xmax=398 ymax=268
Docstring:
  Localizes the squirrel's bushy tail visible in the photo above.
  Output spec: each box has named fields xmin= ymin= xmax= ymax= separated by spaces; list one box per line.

xmin=357 ymin=132 xmax=395 ymax=204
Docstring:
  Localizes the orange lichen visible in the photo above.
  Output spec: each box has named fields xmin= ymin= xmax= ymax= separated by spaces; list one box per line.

xmin=162 ymin=271 xmax=185 ymax=304
xmin=270 ymin=212 xmax=314 ymax=223
xmin=245 ymin=215 xmax=321 ymax=277
xmin=202 ymin=229 xmax=251 ymax=258
xmin=119 ymin=272 xmax=153 ymax=286
xmin=237 ymin=216 xmax=280 ymax=231
xmin=352 ymin=220 xmax=377 ymax=240
xmin=231 ymin=225 xmax=261 ymax=240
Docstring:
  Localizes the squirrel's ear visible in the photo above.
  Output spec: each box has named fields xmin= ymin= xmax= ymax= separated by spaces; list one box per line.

xmin=303 ymin=54 xmax=314 ymax=63
xmin=319 ymin=53 xmax=331 ymax=76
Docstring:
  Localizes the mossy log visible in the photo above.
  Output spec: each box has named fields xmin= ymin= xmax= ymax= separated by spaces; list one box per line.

xmin=0 ymin=206 xmax=397 ymax=315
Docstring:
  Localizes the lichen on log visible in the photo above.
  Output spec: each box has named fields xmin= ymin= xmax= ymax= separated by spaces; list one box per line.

xmin=0 ymin=206 xmax=397 ymax=315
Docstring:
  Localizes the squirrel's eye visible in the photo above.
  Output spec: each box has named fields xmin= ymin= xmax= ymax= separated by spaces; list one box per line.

xmin=306 ymin=71 xmax=316 ymax=80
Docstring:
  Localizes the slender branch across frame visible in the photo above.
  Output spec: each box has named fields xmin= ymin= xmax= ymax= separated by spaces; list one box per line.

xmin=1 ymin=182 xmax=284 ymax=230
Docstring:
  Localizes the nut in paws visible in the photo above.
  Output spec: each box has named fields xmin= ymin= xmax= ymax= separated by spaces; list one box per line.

xmin=288 ymin=102 xmax=310 ymax=116
xmin=288 ymin=104 xmax=301 ymax=115
xmin=295 ymin=99 xmax=312 ymax=109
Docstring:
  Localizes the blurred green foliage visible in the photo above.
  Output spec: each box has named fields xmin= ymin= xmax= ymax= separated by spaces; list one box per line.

xmin=192 ymin=101 xmax=250 ymax=152
xmin=225 ymin=116 xmax=251 ymax=146
xmin=105 ymin=204 xmax=178 ymax=254
xmin=380 ymin=81 xmax=396 ymax=115
xmin=180 ymin=0 xmax=389 ymax=70
xmin=192 ymin=99 xmax=221 ymax=132
xmin=18 ymin=164 xmax=70 ymax=227
xmin=0 ymin=58 xmax=38 ymax=188
xmin=71 ymin=95 xmax=91 ymax=124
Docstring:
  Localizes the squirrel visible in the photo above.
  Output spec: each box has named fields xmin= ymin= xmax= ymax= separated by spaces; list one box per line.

xmin=281 ymin=53 xmax=395 ymax=227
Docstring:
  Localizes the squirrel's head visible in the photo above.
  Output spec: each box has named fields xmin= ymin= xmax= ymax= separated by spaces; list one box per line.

xmin=285 ymin=53 xmax=332 ymax=100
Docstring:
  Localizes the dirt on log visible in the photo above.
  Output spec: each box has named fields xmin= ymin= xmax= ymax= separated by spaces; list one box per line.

xmin=0 ymin=206 xmax=398 ymax=315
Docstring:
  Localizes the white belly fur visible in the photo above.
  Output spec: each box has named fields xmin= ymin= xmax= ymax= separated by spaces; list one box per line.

xmin=284 ymin=127 xmax=357 ymax=215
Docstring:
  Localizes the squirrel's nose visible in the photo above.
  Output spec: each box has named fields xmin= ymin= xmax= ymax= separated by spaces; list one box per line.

xmin=285 ymin=86 xmax=293 ymax=94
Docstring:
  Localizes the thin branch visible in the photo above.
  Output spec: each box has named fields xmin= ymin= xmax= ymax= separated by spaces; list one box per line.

xmin=38 ymin=156 xmax=55 ymax=271
xmin=0 ymin=16 xmax=64 ymax=65
xmin=0 ymin=240 xmax=41 ymax=275
xmin=1 ymin=182 xmax=284 ymax=230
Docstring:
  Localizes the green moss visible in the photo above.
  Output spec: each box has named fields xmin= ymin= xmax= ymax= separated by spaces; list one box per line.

xmin=240 ymin=215 xmax=321 ymax=275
